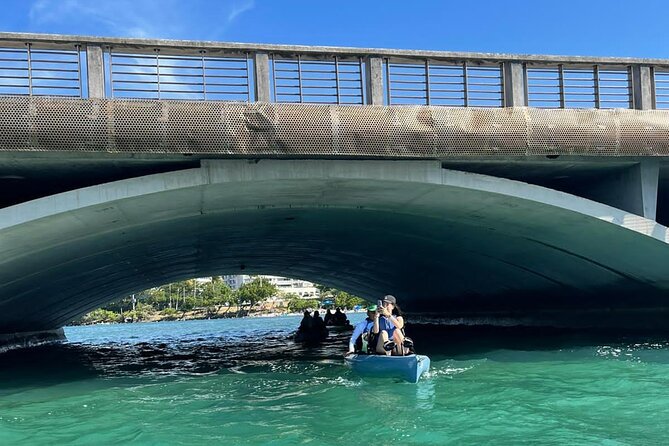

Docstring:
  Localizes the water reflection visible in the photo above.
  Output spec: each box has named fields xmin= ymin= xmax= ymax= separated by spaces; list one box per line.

xmin=2 ymin=321 xmax=669 ymax=391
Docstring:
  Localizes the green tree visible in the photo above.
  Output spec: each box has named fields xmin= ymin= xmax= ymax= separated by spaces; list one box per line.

xmin=160 ymin=307 xmax=179 ymax=320
xmin=314 ymin=284 xmax=366 ymax=310
xmin=334 ymin=291 xmax=366 ymax=310
xmin=287 ymin=296 xmax=319 ymax=313
xmin=236 ymin=277 xmax=278 ymax=315
xmin=200 ymin=277 xmax=234 ymax=316
xmin=123 ymin=302 xmax=155 ymax=322
xmin=80 ymin=309 xmax=121 ymax=324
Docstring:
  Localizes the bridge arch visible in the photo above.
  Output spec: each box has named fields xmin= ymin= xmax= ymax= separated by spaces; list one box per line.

xmin=2 ymin=159 xmax=669 ymax=335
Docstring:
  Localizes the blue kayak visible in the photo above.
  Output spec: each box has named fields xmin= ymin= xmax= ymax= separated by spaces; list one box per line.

xmin=344 ymin=354 xmax=430 ymax=383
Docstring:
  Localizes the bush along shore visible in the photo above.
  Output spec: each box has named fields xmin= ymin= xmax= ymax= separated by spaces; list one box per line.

xmin=70 ymin=277 xmax=366 ymax=325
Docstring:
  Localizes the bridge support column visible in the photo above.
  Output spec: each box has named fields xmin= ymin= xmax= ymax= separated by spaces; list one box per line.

xmin=503 ymin=62 xmax=526 ymax=107
xmin=86 ymin=44 xmax=105 ymax=99
xmin=0 ymin=328 xmax=65 ymax=354
xmin=586 ymin=159 xmax=659 ymax=220
xmin=632 ymin=65 xmax=654 ymax=110
xmin=254 ymin=53 xmax=271 ymax=102
xmin=365 ymin=56 xmax=384 ymax=105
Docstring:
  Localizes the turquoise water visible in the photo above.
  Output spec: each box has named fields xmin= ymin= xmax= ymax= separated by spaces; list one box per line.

xmin=2 ymin=316 xmax=669 ymax=445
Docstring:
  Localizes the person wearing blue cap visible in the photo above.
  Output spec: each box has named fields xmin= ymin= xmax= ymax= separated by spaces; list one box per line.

xmin=346 ymin=304 xmax=378 ymax=355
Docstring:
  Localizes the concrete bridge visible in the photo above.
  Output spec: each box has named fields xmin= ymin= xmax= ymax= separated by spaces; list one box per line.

xmin=3 ymin=32 xmax=669 ymax=347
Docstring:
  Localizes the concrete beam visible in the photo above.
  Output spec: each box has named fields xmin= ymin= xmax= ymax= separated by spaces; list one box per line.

xmin=632 ymin=65 xmax=654 ymax=110
xmin=365 ymin=56 xmax=384 ymax=105
xmin=86 ymin=44 xmax=105 ymax=99
xmin=253 ymin=53 xmax=270 ymax=102
xmin=4 ymin=32 xmax=669 ymax=68
xmin=503 ymin=62 xmax=526 ymax=107
xmin=581 ymin=160 xmax=659 ymax=220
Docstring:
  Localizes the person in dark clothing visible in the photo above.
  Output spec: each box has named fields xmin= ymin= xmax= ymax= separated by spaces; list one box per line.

xmin=312 ymin=310 xmax=326 ymax=330
xmin=324 ymin=309 xmax=334 ymax=326
xmin=333 ymin=308 xmax=349 ymax=326
xmin=299 ymin=310 xmax=312 ymax=331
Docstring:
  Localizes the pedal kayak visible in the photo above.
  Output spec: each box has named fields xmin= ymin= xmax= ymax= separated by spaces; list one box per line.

xmin=344 ymin=354 xmax=430 ymax=383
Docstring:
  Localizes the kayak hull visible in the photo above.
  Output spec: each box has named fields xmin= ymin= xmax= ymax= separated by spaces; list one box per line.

xmin=326 ymin=324 xmax=353 ymax=331
xmin=294 ymin=328 xmax=328 ymax=343
xmin=344 ymin=354 xmax=430 ymax=383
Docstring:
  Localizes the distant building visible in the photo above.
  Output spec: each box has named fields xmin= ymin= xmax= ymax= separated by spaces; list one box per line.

xmin=222 ymin=274 xmax=253 ymax=290
xmin=259 ymin=275 xmax=320 ymax=299
xmin=222 ymin=274 xmax=320 ymax=299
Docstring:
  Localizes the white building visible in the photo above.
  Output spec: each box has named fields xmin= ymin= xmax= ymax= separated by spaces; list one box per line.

xmin=259 ymin=275 xmax=320 ymax=299
xmin=222 ymin=274 xmax=320 ymax=299
xmin=222 ymin=274 xmax=253 ymax=290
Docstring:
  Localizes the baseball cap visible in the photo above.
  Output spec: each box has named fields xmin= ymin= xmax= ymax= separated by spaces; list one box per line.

xmin=382 ymin=295 xmax=397 ymax=304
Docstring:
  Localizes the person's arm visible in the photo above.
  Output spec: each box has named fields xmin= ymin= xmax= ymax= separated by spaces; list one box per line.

xmin=372 ymin=312 xmax=380 ymax=334
xmin=387 ymin=315 xmax=404 ymax=330
xmin=348 ymin=321 xmax=365 ymax=352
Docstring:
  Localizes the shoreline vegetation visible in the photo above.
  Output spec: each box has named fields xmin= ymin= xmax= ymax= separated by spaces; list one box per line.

xmin=70 ymin=276 xmax=366 ymax=326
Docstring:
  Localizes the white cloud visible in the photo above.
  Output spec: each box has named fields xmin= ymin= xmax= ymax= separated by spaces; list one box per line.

xmin=27 ymin=0 xmax=256 ymax=39
xmin=227 ymin=0 xmax=255 ymax=25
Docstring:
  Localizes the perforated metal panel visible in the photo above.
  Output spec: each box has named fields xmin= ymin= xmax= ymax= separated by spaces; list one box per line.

xmin=1 ymin=97 xmax=669 ymax=157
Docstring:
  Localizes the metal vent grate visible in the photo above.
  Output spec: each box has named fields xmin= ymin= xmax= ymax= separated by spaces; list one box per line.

xmin=0 ymin=45 xmax=82 ymax=97
xmin=654 ymin=70 xmax=669 ymax=109
xmin=527 ymin=65 xmax=631 ymax=109
xmin=386 ymin=60 xmax=503 ymax=107
xmin=108 ymin=50 xmax=251 ymax=101
xmin=271 ymin=56 xmax=364 ymax=104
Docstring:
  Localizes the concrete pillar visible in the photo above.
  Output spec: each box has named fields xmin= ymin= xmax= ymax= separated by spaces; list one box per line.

xmin=639 ymin=159 xmax=660 ymax=220
xmin=253 ymin=53 xmax=271 ymax=102
xmin=632 ymin=65 xmax=654 ymax=110
xmin=503 ymin=62 xmax=526 ymax=107
xmin=585 ymin=160 xmax=659 ymax=220
xmin=365 ymin=56 xmax=384 ymax=105
xmin=86 ymin=44 xmax=105 ymax=99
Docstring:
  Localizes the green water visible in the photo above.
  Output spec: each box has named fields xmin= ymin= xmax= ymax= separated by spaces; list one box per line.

xmin=1 ymin=316 xmax=669 ymax=445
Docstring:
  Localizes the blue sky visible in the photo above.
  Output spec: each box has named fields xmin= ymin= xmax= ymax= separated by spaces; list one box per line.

xmin=0 ymin=0 xmax=668 ymax=58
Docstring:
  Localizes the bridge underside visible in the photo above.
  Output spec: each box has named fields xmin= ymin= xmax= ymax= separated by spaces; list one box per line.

xmin=3 ymin=98 xmax=669 ymax=225
xmin=2 ymin=160 xmax=669 ymax=336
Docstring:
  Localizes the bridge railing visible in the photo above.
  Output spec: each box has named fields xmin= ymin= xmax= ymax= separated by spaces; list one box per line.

xmin=0 ymin=32 xmax=666 ymax=110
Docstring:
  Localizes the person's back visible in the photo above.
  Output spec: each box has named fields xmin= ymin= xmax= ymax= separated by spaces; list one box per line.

xmin=324 ymin=309 xmax=333 ymax=326
xmin=313 ymin=310 xmax=325 ymax=330
xmin=334 ymin=308 xmax=345 ymax=325
xmin=299 ymin=310 xmax=312 ymax=330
